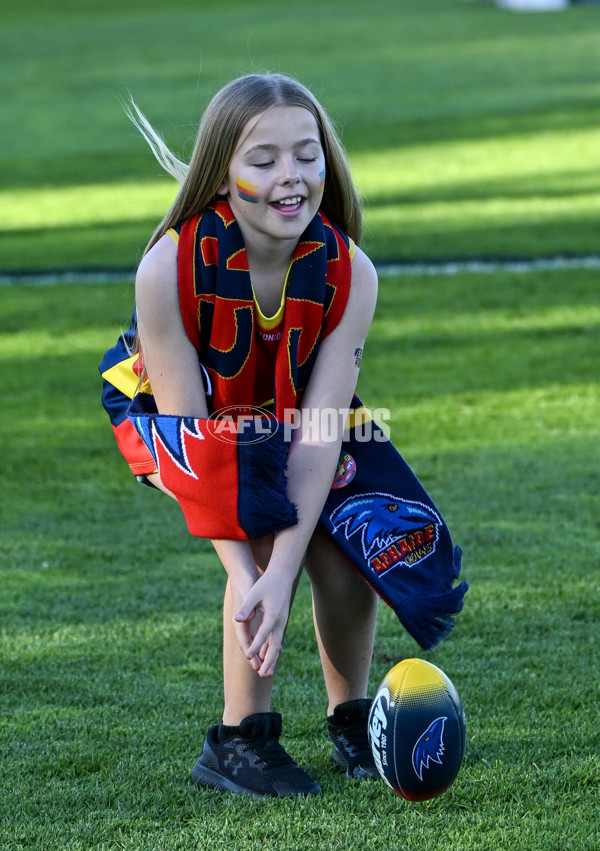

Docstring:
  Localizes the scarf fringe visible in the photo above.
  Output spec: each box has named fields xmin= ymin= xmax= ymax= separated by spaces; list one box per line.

xmin=394 ymin=547 xmax=467 ymax=650
xmin=237 ymin=429 xmax=298 ymax=539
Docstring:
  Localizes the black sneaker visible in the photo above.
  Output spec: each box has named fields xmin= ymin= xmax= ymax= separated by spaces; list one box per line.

xmin=190 ymin=712 xmax=321 ymax=798
xmin=327 ymin=699 xmax=380 ymax=780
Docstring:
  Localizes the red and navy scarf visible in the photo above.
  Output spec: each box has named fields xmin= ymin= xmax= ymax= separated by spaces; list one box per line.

xmin=101 ymin=201 xmax=353 ymax=535
xmin=100 ymin=203 xmax=467 ymax=649
xmin=175 ymin=200 xmax=351 ymax=419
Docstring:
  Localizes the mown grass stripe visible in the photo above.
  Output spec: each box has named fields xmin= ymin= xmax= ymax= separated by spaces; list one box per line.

xmin=3 ymin=254 xmax=600 ymax=285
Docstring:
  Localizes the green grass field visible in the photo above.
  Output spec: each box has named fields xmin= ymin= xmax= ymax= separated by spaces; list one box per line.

xmin=1 ymin=1 xmax=599 ymax=849
xmin=2 ymin=0 xmax=600 ymax=269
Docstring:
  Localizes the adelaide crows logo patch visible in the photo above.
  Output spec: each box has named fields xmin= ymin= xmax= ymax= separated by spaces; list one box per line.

xmin=412 ymin=717 xmax=447 ymax=781
xmin=328 ymin=492 xmax=441 ymax=574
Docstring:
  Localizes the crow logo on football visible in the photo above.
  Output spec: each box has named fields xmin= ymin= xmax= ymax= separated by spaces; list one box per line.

xmin=412 ymin=716 xmax=447 ymax=781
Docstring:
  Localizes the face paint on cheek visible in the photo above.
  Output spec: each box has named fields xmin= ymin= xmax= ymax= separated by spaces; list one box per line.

xmin=236 ymin=177 xmax=260 ymax=203
xmin=318 ymin=168 xmax=326 ymax=194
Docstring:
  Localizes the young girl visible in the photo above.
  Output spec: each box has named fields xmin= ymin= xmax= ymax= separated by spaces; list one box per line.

xmin=100 ymin=72 xmax=466 ymax=798
xmin=102 ymin=73 xmax=380 ymax=797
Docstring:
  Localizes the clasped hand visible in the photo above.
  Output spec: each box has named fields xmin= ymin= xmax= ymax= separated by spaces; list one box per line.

xmin=233 ymin=569 xmax=294 ymax=678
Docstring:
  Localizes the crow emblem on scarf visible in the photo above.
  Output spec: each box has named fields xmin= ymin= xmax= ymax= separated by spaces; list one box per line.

xmin=329 ymin=493 xmax=441 ymax=573
xmin=131 ymin=414 xmax=205 ymax=478
xmin=412 ymin=716 xmax=447 ymax=781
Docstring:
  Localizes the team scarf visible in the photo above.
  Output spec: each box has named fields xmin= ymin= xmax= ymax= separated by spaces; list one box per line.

xmin=175 ymin=200 xmax=351 ymax=418
xmin=100 ymin=201 xmax=467 ymax=649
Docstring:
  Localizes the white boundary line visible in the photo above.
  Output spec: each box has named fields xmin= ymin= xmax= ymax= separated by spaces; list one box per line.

xmin=376 ymin=256 xmax=600 ymax=277
xmin=0 ymin=270 xmax=135 ymax=286
xmin=2 ymin=255 xmax=600 ymax=285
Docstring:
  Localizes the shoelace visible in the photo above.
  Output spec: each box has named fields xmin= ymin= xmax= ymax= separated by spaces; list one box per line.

xmin=240 ymin=737 xmax=297 ymax=769
xmin=334 ymin=723 xmax=371 ymax=762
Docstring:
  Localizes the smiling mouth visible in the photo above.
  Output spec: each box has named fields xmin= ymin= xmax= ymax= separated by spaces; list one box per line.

xmin=271 ymin=196 xmax=304 ymax=210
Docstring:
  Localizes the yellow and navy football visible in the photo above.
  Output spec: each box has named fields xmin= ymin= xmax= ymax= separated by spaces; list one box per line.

xmin=368 ymin=658 xmax=466 ymax=800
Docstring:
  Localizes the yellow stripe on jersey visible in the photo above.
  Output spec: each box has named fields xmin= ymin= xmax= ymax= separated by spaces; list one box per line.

xmin=101 ymin=355 xmax=151 ymax=400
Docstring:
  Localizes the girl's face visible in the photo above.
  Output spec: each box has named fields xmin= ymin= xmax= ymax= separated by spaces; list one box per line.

xmin=218 ymin=105 xmax=326 ymax=254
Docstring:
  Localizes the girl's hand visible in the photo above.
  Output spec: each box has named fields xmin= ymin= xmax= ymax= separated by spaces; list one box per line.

xmin=233 ymin=571 xmax=294 ymax=678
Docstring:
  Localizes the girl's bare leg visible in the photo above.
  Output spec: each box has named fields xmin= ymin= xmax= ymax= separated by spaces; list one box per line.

xmin=222 ymin=579 xmax=275 ymax=725
xmin=221 ymin=535 xmax=303 ymax=726
xmin=220 ymin=525 xmax=377 ymax=723
xmin=304 ymin=525 xmax=378 ymax=715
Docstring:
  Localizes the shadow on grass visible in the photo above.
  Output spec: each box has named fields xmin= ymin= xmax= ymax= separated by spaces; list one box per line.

xmin=4 ymin=200 xmax=600 ymax=271
xmin=4 ymin=103 xmax=600 ymax=193
xmin=364 ymin=167 xmax=600 ymax=208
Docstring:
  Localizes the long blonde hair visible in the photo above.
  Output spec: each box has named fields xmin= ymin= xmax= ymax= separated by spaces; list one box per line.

xmin=127 ymin=73 xmax=363 ymax=250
